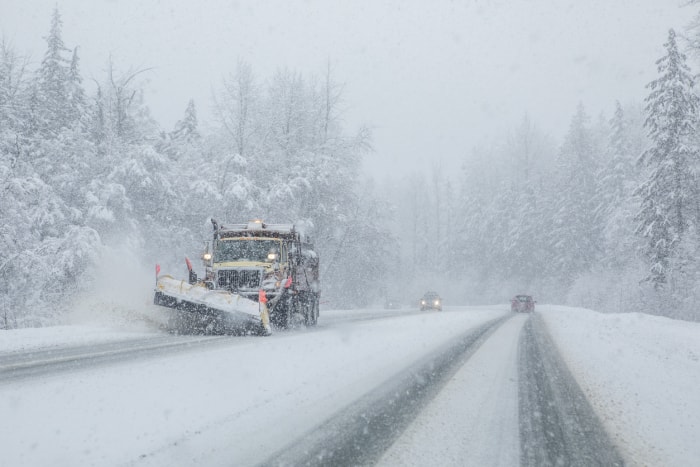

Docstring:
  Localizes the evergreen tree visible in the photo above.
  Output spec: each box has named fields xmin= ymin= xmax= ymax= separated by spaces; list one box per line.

xmin=0 ymin=40 xmax=29 ymax=133
xmin=605 ymin=102 xmax=633 ymax=200
xmin=453 ymin=145 xmax=508 ymax=299
xmin=548 ymin=103 xmax=601 ymax=285
xmin=66 ymin=46 xmax=86 ymax=127
xmin=597 ymin=101 xmax=639 ymax=270
xmin=502 ymin=117 xmax=552 ymax=283
xmin=170 ymin=99 xmax=200 ymax=144
xmin=37 ymin=6 xmax=74 ymax=135
xmin=635 ymin=29 xmax=700 ymax=288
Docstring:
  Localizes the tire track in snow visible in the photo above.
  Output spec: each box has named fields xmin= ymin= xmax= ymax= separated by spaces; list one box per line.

xmin=0 ymin=309 xmax=430 ymax=385
xmin=0 ymin=335 xmax=232 ymax=383
xmin=261 ymin=314 xmax=513 ymax=467
xmin=518 ymin=313 xmax=625 ymax=466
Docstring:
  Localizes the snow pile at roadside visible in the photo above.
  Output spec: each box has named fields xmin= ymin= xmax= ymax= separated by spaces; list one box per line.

xmin=539 ymin=306 xmax=700 ymax=467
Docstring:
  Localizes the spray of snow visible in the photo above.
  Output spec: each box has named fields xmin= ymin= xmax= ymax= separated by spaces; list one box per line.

xmin=63 ymin=243 xmax=167 ymax=332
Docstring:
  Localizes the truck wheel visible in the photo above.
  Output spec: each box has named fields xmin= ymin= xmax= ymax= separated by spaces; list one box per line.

xmin=305 ymin=298 xmax=318 ymax=326
xmin=271 ymin=301 xmax=291 ymax=329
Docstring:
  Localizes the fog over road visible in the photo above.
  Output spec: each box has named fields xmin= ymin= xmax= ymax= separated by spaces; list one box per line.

xmin=2 ymin=306 xmax=622 ymax=466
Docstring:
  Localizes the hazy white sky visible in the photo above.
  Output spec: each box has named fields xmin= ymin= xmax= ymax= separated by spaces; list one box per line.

xmin=0 ymin=0 xmax=693 ymax=175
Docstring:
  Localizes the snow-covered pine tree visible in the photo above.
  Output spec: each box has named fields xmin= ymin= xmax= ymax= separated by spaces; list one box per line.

xmin=596 ymin=101 xmax=639 ymax=270
xmin=170 ymin=99 xmax=200 ymax=145
xmin=36 ymin=6 xmax=74 ymax=136
xmin=502 ymin=117 xmax=552 ymax=284
xmin=32 ymin=8 xmax=91 ymax=196
xmin=454 ymin=144 xmax=508 ymax=299
xmin=0 ymin=39 xmax=29 ymax=134
xmin=636 ymin=29 xmax=700 ymax=288
xmin=548 ymin=103 xmax=602 ymax=285
xmin=66 ymin=46 xmax=87 ymax=128
xmin=604 ymin=102 xmax=633 ymax=202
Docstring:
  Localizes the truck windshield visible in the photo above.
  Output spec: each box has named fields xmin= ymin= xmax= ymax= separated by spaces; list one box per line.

xmin=215 ymin=239 xmax=281 ymax=263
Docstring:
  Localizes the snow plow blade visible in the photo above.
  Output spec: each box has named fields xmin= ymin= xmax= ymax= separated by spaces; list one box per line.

xmin=153 ymin=275 xmax=271 ymax=336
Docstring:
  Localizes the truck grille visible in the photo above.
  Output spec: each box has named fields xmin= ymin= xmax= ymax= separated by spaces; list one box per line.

xmin=217 ymin=269 xmax=262 ymax=291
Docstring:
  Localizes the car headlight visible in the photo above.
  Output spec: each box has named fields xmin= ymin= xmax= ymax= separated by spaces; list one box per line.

xmin=434 ymin=300 xmax=440 ymax=306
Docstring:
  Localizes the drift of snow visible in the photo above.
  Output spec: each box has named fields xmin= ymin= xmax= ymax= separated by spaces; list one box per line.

xmin=539 ymin=307 xmax=700 ymax=466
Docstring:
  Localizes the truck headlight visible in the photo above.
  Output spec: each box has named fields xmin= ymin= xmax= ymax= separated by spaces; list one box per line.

xmin=261 ymin=274 xmax=281 ymax=290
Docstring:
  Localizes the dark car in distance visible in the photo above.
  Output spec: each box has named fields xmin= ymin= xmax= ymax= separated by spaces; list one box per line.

xmin=511 ymin=294 xmax=535 ymax=312
xmin=420 ymin=291 xmax=442 ymax=311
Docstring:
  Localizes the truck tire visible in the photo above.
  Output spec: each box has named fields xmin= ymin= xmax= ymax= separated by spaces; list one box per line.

xmin=303 ymin=301 xmax=313 ymax=326
xmin=271 ymin=300 xmax=292 ymax=329
xmin=300 ymin=293 xmax=318 ymax=326
xmin=308 ymin=297 xmax=319 ymax=326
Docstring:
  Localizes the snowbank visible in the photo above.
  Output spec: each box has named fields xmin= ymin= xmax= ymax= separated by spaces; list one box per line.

xmin=539 ymin=306 xmax=700 ymax=466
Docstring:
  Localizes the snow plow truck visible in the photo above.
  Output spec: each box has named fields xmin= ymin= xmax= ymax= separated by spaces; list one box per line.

xmin=154 ymin=219 xmax=320 ymax=336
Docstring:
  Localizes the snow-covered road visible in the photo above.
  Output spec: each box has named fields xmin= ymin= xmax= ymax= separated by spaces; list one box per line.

xmin=379 ymin=313 xmax=524 ymax=466
xmin=2 ymin=304 xmax=699 ymax=466
xmin=1 ymin=307 xmax=508 ymax=466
